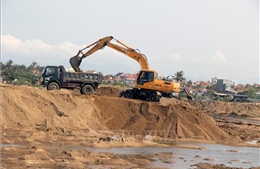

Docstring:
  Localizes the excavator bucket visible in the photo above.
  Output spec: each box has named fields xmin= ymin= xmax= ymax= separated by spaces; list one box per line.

xmin=69 ymin=55 xmax=82 ymax=72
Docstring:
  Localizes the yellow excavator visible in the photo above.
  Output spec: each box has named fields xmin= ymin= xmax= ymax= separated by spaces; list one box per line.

xmin=69 ymin=36 xmax=192 ymax=102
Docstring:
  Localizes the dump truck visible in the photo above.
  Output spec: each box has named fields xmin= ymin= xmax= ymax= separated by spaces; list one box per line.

xmin=41 ymin=65 xmax=103 ymax=95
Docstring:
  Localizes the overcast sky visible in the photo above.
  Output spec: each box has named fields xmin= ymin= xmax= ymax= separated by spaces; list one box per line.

xmin=1 ymin=0 xmax=259 ymax=84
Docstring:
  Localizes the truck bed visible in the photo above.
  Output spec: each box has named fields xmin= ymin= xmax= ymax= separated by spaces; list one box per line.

xmin=61 ymin=72 xmax=103 ymax=83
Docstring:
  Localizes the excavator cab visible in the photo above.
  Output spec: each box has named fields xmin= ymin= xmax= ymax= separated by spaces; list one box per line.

xmin=137 ymin=70 xmax=154 ymax=85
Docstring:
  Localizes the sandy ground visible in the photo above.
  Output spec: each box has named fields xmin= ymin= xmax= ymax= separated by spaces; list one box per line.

xmin=1 ymin=84 xmax=260 ymax=169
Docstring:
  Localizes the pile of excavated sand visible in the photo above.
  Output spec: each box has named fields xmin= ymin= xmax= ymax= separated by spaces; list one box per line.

xmin=94 ymin=85 xmax=125 ymax=97
xmin=1 ymin=84 xmax=235 ymax=144
xmin=190 ymin=100 xmax=260 ymax=118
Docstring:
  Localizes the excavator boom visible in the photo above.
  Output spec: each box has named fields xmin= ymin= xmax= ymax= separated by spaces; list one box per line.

xmin=106 ymin=42 xmax=149 ymax=70
xmin=69 ymin=36 xmax=149 ymax=72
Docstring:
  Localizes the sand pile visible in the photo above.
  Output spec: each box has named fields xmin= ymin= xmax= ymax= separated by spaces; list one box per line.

xmin=94 ymin=85 xmax=125 ymax=97
xmin=2 ymin=85 xmax=260 ymax=169
xmin=1 ymin=84 xmax=235 ymax=144
xmin=190 ymin=100 xmax=260 ymax=118
xmin=91 ymin=95 xmax=232 ymax=142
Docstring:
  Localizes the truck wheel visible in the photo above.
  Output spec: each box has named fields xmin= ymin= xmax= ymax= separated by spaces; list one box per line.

xmin=81 ymin=85 xmax=94 ymax=95
xmin=124 ymin=89 xmax=134 ymax=98
xmin=148 ymin=93 xmax=159 ymax=102
xmin=234 ymin=98 xmax=240 ymax=103
xmin=47 ymin=82 xmax=59 ymax=90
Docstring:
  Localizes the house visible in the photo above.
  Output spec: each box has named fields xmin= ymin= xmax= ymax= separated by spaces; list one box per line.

xmin=115 ymin=72 xmax=124 ymax=77
xmin=211 ymin=77 xmax=218 ymax=85
xmin=199 ymin=81 xmax=210 ymax=88
xmin=233 ymin=84 xmax=246 ymax=94
xmin=33 ymin=69 xmax=41 ymax=76
xmin=84 ymin=70 xmax=98 ymax=73
xmin=124 ymin=73 xmax=138 ymax=84
xmin=193 ymin=81 xmax=210 ymax=88
xmin=253 ymin=83 xmax=260 ymax=88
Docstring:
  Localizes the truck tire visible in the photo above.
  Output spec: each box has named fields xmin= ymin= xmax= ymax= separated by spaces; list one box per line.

xmin=234 ymin=98 xmax=241 ymax=103
xmin=148 ymin=93 xmax=159 ymax=102
xmin=47 ymin=82 xmax=60 ymax=90
xmin=81 ymin=85 xmax=94 ymax=95
xmin=124 ymin=89 xmax=134 ymax=99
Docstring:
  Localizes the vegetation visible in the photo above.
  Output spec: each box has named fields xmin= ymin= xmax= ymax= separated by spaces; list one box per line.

xmin=246 ymin=87 xmax=256 ymax=99
xmin=0 ymin=60 xmax=44 ymax=85
xmin=110 ymin=81 xmax=128 ymax=88
xmin=172 ymin=71 xmax=186 ymax=82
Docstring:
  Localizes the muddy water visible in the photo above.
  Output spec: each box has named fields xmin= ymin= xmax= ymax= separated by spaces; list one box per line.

xmin=222 ymin=116 xmax=260 ymax=125
xmin=86 ymin=142 xmax=260 ymax=169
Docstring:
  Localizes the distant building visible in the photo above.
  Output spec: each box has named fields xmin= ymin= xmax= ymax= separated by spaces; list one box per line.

xmin=124 ymin=73 xmax=138 ymax=84
xmin=215 ymin=78 xmax=237 ymax=94
xmin=211 ymin=77 xmax=218 ymax=85
xmin=115 ymin=72 xmax=124 ymax=77
xmin=84 ymin=70 xmax=98 ymax=73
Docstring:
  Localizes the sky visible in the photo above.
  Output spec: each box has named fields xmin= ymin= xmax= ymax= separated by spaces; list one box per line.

xmin=1 ymin=0 xmax=259 ymax=84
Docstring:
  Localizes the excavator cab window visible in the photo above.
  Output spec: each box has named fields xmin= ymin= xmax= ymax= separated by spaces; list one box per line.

xmin=137 ymin=71 xmax=154 ymax=85
xmin=147 ymin=72 xmax=154 ymax=81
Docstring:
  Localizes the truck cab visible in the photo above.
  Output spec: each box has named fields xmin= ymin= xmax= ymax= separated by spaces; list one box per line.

xmin=41 ymin=65 xmax=62 ymax=86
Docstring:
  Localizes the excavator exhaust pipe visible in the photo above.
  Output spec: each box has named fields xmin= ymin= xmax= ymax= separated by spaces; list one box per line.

xmin=69 ymin=55 xmax=82 ymax=72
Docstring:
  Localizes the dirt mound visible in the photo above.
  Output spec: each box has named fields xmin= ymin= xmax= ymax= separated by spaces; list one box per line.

xmin=91 ymin=95 xmax=233 ymax=142
xmin=190 ymin=100 xmax=260 ymax=118
xmin=2 ymin=84 xmax=260 ymax=169
xmin=1 ymin=84 xmax=234 ymax=143
xmin=94 ymin=85 xmax=125 ymax=97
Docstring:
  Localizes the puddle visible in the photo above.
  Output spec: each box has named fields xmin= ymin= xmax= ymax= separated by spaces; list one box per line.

xmin=0 ymin=144 xmax=22 ymax=148
xmin=246 ymin=140 xmax=260 ymax=145
xmin=86 ymin=142 xmax=260 ymax=168
xmin=223 ymin=116 xmax=260 ymax=125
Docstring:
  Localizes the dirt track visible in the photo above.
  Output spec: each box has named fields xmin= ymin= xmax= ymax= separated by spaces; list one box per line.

xmin=1 ymin=84 xmax=260 ymax=169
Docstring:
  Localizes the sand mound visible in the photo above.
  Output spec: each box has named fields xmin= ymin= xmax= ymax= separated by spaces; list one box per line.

xmin=91 ymin=95 xmax=232 ymax=142
xmin=190 ymin=100 xmax=260 ymax=118
xmin=1 ymin=84 xmax=236 ymax=143
xmin=2 ymin=84 xmax=259 ymax=169
xmin=94 ymin=85 xmax=125 ymax=97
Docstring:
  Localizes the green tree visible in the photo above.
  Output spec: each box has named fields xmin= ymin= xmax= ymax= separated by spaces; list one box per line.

xmin=1 ymin=60 xmax=41 ymax=85
xmin=247 ymin=87 xmax=256 ymax=98
xmin=2 ymin=69 xmax=16 ymax=82
xmin=172 ymin=71 xmax=186 ymax=82
xmin=5 ymin=59 xmax=13 ymax=69
xmin=187 ymin=80 xmax=193 ymax=87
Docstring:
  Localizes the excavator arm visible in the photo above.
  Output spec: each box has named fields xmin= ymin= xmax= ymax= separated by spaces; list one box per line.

xmin=183 ymin=87 xmax=194 ymax=100
xmin=69 ymin=36 xmax=150 ymax=72
xmin=70 ymin=36 xmax=113 ymax=72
